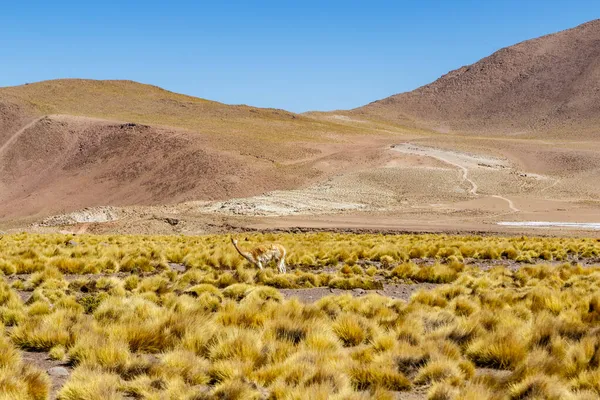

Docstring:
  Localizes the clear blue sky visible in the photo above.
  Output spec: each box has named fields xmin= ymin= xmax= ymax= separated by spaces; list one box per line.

xmin=1 ymin=1 xmax=598 ymax=112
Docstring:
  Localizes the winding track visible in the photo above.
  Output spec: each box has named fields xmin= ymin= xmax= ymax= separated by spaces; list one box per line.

xmin=540 ymin=177 xmax=561 ymax=193
xmin=0 ymin=116 xmax=46 ymax=157
xmin=392 ymin=144 xmax=520 ymax=212
xmin=431 ymin=154 xmax=478 ymax=195
xmin=490 ymin=195 xmax=519 ymax=213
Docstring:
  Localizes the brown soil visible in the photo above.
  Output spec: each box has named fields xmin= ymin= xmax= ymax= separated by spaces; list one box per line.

xmin=280 ymin=282 xmax=442 ymax=303
xmin=21 ymin=350 xmax=71 ymax=400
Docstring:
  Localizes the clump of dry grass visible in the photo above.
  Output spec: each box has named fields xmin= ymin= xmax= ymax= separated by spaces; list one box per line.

xmin=508 ymin=374 xmax=576 ymax=399
xmin=49 ymin=344 xmax=67 ymax=361
xmin=348 ymin=363 xmax=411 ymax=391
xmin=466 ymin=331 xmax=527 ymax=369
xmin=58 ymin=366 xmax=121 ymax=400
xmin=0 ymin=333 xmax=49 ymax=400
xmin=67 ymin=331 xmax=131 ymax=370
xmin=414 ymin=358 xmax=466 ymax=385
xmin=389 ymin=262 xmax=462 ymax=283
xmin=332 ymin=313 xmax=372 ymax=347
xmin=10 ymin=309 xmax=81 ymax=350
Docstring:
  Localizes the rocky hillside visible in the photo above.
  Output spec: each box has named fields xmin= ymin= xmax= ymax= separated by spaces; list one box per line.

xmin=353 ymin=20 xmax=600 ymax=137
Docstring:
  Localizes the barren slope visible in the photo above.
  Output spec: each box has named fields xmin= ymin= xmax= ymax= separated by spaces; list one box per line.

xmin=352 ymin=19 xmax=600 ymax=137
xmin=3 ymin=18 xmax=600 ymax=234
xmin=0 ymin=80 xmax=401 ymax=220
xmin=0 ymin=115 xmax=308 ymax=219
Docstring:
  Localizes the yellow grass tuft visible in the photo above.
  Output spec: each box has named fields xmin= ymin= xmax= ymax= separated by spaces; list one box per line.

xmin=332 ymin=313 xmax=371 ymax=347
xmin=414 ymin=358 xmax=466 ymax=385
xmin=67 ymin=331 xmax=131 ymax=370
xmin=509 ymin=374 xmax=576 ymax=400
xmin=57 ymin=366 xmax=121 ymax=400
xmin=466 ymin=330 xmax=527 ymax=369
xmin=348 ymin=363 xmax=411 ymax=391
xmin=0 ymin=335 xmax=50 ymax=400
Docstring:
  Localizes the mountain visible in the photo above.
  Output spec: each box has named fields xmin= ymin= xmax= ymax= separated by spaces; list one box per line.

xmin=352 ymin=19 xmax=600 ymax=137
xmin=0 ymin=79 xmax=377 ymax=220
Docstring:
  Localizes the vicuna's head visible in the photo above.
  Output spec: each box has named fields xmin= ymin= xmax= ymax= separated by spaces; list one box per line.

xmin=230 ymin=237 xmax=238 ymax=245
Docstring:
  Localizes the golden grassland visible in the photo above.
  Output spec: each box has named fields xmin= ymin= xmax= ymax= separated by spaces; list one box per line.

xmin=0 ymin=233 xmax=600 ymax=399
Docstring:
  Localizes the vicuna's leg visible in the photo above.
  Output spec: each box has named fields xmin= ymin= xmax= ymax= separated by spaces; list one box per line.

xmin=278 ymin=248 xmax=287 ymax=274
xmin=278 ymin=258 xmax=286 ymax=274
xmin=257 ymin=260 xmax=264 ymax=270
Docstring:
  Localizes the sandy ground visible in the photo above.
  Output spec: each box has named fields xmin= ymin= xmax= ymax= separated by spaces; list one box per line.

xmin=173 ymin=138 xmax=599 ymax=236
xmin=2 ymin=80 xmax=599 ymax=236
xmin=1 ymin=121 xmax=599 ymax=236
xmin=280 ymin=282 xmax=442 ymax=303
xmin=21 ymin=351 xmax=71 ymax=400
xmin=183 ymin=138 xmax=598 ymax=235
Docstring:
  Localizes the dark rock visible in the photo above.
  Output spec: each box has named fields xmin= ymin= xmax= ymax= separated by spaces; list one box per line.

xmin=165 ymin=218 xmax=179 ymax=226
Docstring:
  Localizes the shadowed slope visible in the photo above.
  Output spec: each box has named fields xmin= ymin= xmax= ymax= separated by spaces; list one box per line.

xmin=0 ymin=115 xmax=317 ymax=219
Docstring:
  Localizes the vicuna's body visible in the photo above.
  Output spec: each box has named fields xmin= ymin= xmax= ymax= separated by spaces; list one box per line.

xmin=231 ymin=238 xmax=287 ymax=273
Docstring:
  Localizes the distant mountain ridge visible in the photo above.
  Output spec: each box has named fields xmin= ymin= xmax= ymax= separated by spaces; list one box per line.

xmin=352 ymin=19 xmax=600 ymax=137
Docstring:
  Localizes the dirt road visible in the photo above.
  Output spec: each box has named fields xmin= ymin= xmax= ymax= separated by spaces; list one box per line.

xmin=392 ymin=143 xmax=520 ymax=212
xmin=0 ymin=116 xmax=45 ymax=156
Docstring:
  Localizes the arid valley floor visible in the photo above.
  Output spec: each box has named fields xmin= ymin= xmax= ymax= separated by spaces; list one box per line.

xmin=5 ymin=121 xmax=599 ymax=238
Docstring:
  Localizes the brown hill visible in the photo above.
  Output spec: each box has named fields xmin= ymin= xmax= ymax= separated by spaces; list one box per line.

xmin=352 ymin=19 xmax=600 ymax=137
xmin=0 ymin=79 xmax=388 ymax=220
